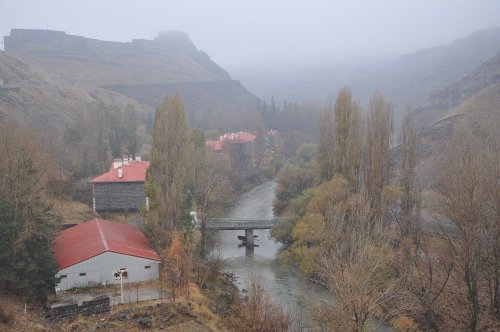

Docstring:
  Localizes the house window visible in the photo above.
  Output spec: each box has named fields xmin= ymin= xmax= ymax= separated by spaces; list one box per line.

xmin=144 ymin=265 xmax=151 ymax=269
xmin=79 ymin=272 xmax=86 ymax=277
xmin=60 ymin=275 xmax=67 ymax=279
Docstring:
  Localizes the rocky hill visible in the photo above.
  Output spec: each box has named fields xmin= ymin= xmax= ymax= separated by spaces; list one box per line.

xmin=415 ymin=81 xmax=500 ymax=185
xmin=4 ymin=29 xmax=230 ymax=84
xmin=414 ymin=51 xmax=500 ymax=128
xmin=0 ymin=51 xmax=147 ymax=143
xmin=391 ymin=50 xmax=500 ymax=187
xmin=2 ymin=29 xmax=259 ymax=129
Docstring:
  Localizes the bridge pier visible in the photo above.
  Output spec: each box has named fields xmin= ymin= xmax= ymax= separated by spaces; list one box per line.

xmin=245 ymin=229 xmax=254 ymax=249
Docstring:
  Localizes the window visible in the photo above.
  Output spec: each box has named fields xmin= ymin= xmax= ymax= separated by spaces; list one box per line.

xmin=60 ymin=275 xmax=67 ymax=279
xmin=79 ymin=272 xmax=86 ymax=277
xmin=144 ymin=265 xmax=151 ymax=269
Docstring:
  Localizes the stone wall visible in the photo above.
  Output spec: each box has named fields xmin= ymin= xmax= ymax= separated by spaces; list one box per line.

xmin=79 ymin=296 xmax=111 ymax=317
xmin=46 ymin=301 xmax=78 ymax=321
xmin=47 ymin=295 xmax=110 ymax=321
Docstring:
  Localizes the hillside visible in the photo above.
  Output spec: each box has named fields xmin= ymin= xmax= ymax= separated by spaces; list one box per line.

xmin=0 ymin=51 xmax=148 ymax=142
xmin=395 ymin=81 xmax=500 ymax=186
xmin=4 ymin=30 xmax=230 ymax=84
xmin=414 ymin=51 xmax=500 ymax=128
xmin=3 ymin=29 xmax=260 ymax=129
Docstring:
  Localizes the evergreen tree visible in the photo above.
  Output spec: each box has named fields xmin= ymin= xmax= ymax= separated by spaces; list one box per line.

xmin=0 ymin=149 xmax=58 ymax=303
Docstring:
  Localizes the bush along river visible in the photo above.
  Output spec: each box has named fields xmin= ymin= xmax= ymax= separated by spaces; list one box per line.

xmin=211 ymin=180 xmax=392 ymax=331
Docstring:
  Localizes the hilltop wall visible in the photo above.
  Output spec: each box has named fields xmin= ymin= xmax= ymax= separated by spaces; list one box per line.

xmin=5 ymin=29 xmax=196 ymax=55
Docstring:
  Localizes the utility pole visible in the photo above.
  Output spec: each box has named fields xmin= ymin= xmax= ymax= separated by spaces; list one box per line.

xmin=114 ymin=268 xmax=128 ymax=304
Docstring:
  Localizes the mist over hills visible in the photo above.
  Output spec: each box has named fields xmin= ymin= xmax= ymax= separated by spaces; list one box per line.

xmin=232 ymin=27 xmax=500 ymax=111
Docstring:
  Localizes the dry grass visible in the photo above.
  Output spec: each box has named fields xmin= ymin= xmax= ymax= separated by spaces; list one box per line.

xmin=185 ymin=282 xmax=229 ymax=332
xmin=0 ymin=304 xmax=14 ymax=325
xmin=50 ymin=198 xmax=96 ymax=224
xmin=0 ymin=295 xmax=55 ymax=332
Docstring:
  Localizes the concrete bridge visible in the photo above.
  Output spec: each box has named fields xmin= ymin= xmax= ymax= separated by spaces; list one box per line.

xmin=200 ymin=218 xmax=277 ymax=248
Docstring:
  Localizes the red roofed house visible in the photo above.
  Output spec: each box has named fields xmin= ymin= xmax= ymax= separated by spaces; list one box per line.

xmin=90 ymin=156 xmax=149 ymax=212
xmin=52 ymin=218 xmax=161 ymax=291
xmin=205 ymin=132 xmax=257 ymax=152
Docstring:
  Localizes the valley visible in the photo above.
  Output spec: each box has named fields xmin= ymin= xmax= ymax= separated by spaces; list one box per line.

xmin=0 ymin=4 xmax=499 ymax=330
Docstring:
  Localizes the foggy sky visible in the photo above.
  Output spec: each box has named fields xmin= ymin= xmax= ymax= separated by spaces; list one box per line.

xmin=1 ymin=0 xmax=499 ymax=67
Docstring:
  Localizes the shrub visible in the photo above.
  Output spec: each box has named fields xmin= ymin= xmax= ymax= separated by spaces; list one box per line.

xmin=0 ymin=304 xmax=15 ymax=324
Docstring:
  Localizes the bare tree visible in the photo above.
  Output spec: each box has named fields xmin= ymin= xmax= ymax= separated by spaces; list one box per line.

xmin=317 ymin=196 xmax=400 ymax=331
xmin=398 ymin=232 xmax=454 ymax=331
xmin=435 ymin=119 xmax=499 ymax=330
xmin=235 ymin=273 xmax=289 ymax=332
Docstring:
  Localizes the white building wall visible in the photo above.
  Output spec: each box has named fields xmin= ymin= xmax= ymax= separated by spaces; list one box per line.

xmin=56 ymin=252 xmax=160 ymax=291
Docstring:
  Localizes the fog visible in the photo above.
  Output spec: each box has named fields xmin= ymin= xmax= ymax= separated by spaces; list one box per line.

xmin=1 ymin=0 xmax=499 ymax=68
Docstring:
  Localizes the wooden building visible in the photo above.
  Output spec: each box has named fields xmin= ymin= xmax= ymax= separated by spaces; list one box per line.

xmin=89 ymin=157 xmax=149 ymax=212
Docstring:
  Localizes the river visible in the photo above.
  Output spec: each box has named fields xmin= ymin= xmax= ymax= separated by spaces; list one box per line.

xmin=213 ymin=180 xmax=392 ymax=331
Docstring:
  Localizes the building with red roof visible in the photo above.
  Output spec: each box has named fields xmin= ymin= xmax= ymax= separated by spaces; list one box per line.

xmin=205 ymin=131 xmax=257 ymax=152
xmin=52 ymin=218 xmax=161 ymax=290
xmin=89 ymin=157 xmax=149 ymax=212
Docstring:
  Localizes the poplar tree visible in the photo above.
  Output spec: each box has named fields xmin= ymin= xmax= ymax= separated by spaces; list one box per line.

xmin=343 ymin=102 xmax=364 ymax=192
xmin=364 ymin=93 xmax=393 ymax=214
xmin=333 ymin=87 xmax=353 ymax=175
xmin=399 ymin=107 xmax=419 ymax=239
xmin=318 ymin=104 xmax=335 ymax=182
xmin=145 ymin=95 xmax=191 ymax=249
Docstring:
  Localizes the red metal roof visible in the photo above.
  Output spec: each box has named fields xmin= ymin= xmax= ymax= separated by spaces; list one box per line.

xmin=89 ymin=161 xmax=149 ymax=183
xmin=52 ymin=218 xmax=161 ymax=270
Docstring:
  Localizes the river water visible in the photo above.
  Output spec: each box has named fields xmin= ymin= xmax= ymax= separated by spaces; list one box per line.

xmin=213 ymin=180 xmax=392 ymax=331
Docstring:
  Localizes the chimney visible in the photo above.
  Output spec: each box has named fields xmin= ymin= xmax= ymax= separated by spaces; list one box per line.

xmin=118 ymin=167 xmax=123 ymax=178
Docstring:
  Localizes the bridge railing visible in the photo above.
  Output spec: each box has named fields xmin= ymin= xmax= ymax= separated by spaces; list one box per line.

xmin=202 ymin=218 xmax=277 ymax=229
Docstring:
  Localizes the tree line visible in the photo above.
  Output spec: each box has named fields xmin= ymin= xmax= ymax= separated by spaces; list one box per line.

xmin=271 ymin=87 xmax=499 ymax=331
xmin=142 ymin=95 xmax=294 ymax=331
